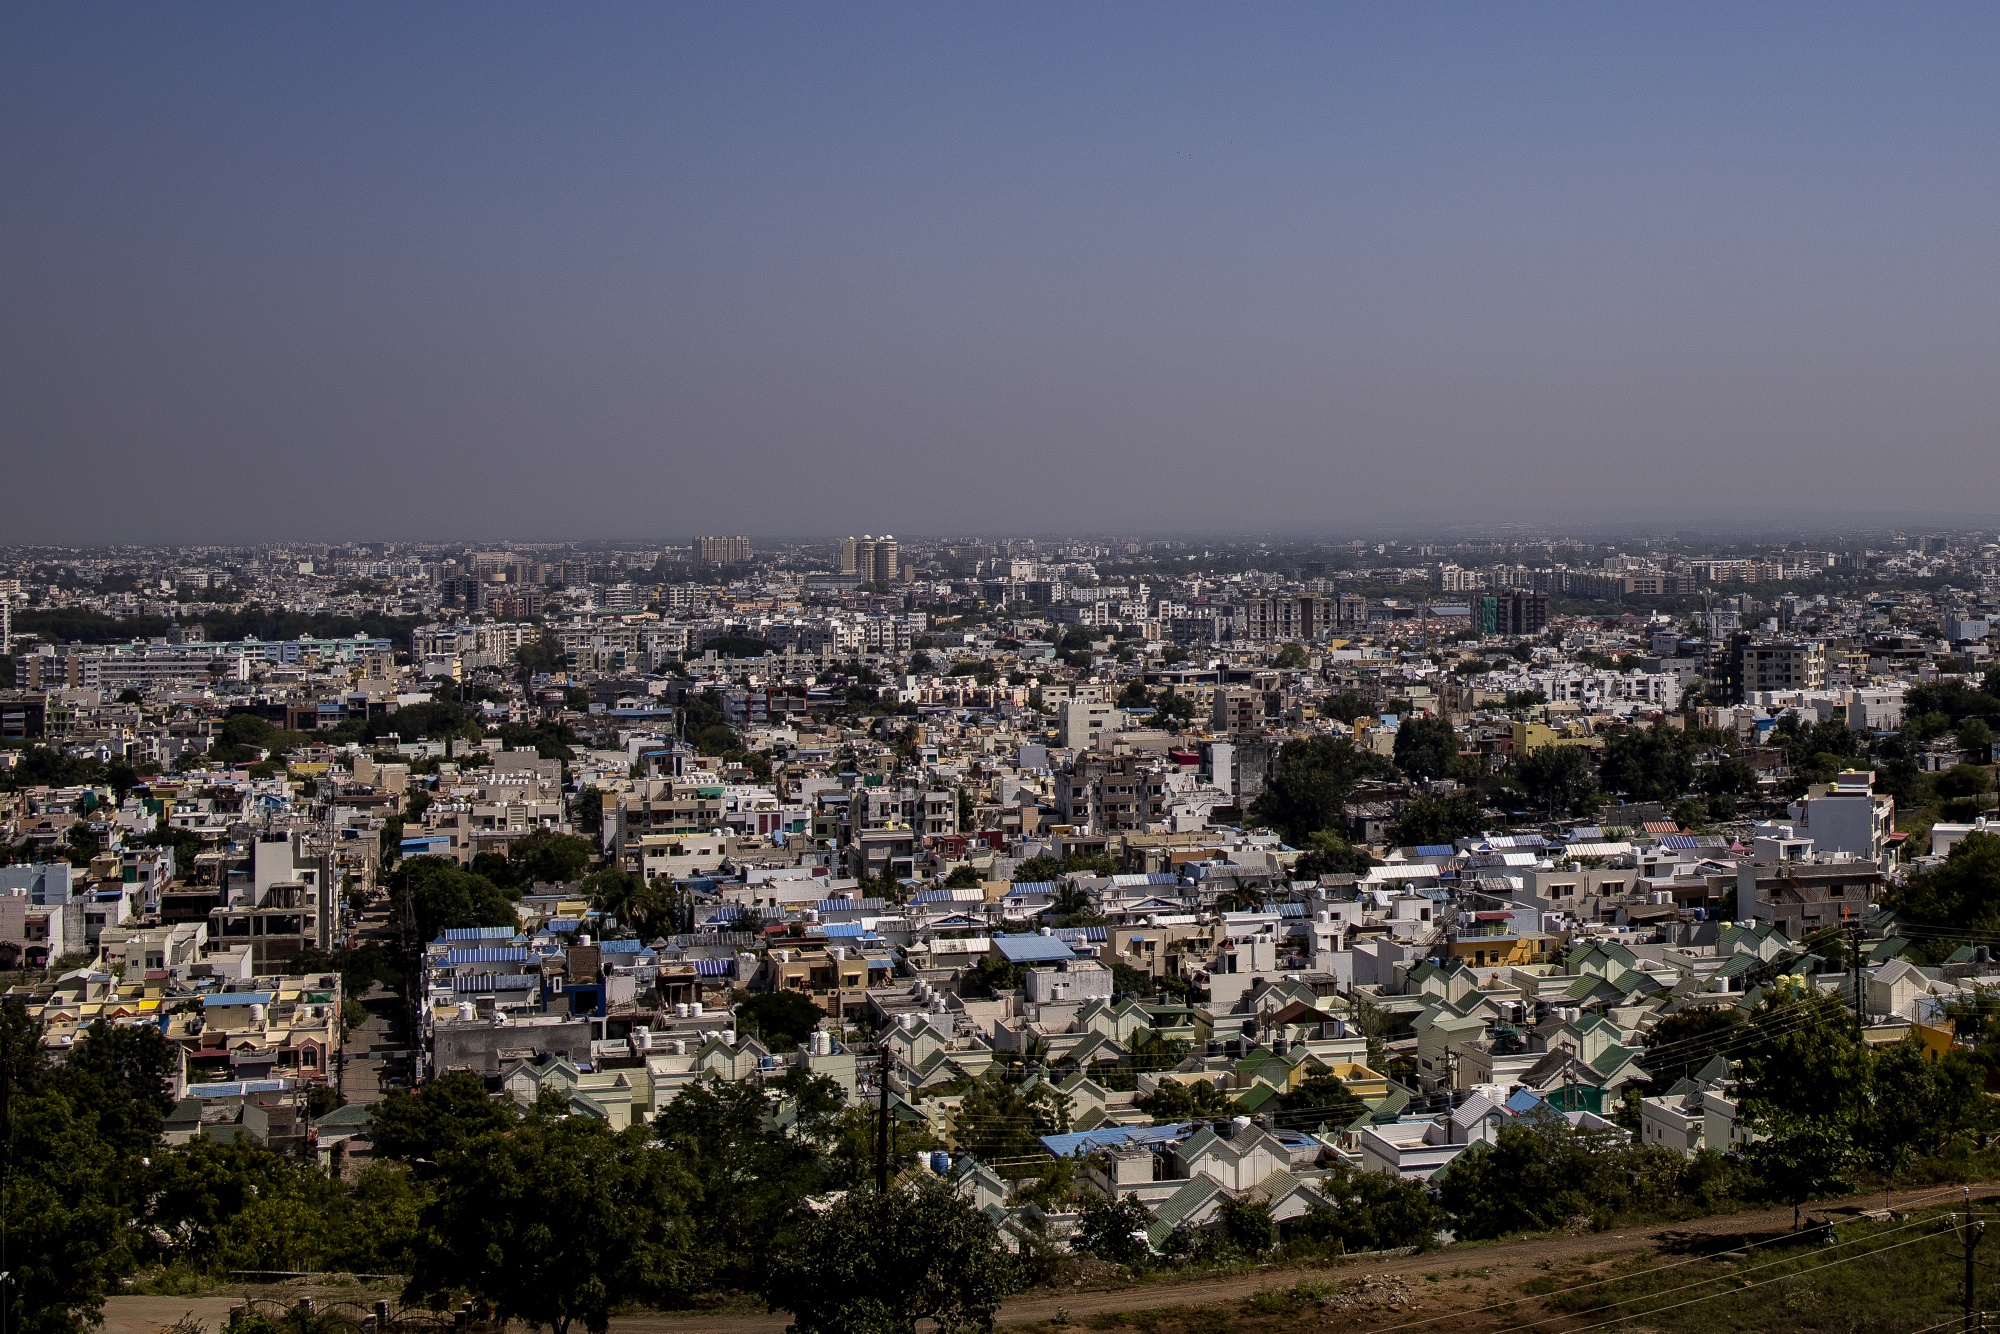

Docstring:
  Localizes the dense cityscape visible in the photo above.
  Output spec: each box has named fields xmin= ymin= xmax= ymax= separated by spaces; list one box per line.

xmin=14 ymin=1 xmax=2000 ymax=1331
xmin=8 ymin=528 xmax=2000 ymax=1333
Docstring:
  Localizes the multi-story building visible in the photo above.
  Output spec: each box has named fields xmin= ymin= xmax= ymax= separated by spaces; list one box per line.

xmin=693 ymin=535 xmax=751 ymax=565
xmin=1739 ymin=640 xmax=1826 ymax=696
xmin=840 ymin=535 xmax=901 ymax=584
xmin=1478 ymin=590 xmax=1548 ymax=638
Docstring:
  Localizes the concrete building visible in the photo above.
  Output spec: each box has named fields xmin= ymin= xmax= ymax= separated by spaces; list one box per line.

xmin=693 ymin=535 xmax=751 ymax=565
xmin=1785 ymin=771 xmax=1895 ymax=866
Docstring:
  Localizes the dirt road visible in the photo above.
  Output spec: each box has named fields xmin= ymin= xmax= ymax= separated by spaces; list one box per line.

xmin=100 ymin=1183 xmax=1995 ymax=1334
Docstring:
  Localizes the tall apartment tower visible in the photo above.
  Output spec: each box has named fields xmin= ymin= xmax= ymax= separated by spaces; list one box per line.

xmin=693 ymin=535 xmax=750 ymax=565
xmin=842 ymin=535 xmax=899 ymax=583
xmin=870 ymin=535 xmax=898 ymax=584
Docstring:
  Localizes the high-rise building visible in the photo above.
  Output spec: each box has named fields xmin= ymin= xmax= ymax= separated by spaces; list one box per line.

xmin=1477 ymin=590 xmax=1548 ymax=638
xmin=841 ymin=535 xmax=899 ymax=583
xmin=693 ymin=535 xmax=751 ymax=565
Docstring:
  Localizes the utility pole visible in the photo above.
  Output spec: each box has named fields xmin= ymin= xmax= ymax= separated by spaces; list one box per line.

xmin=1962 ymin=1193 xmax=1985 ymax=1334
xmin=1848 ymin=920 xmax=1866 ymax=1042
xmin=876 ymin=1042 xmax=892 ymax=1191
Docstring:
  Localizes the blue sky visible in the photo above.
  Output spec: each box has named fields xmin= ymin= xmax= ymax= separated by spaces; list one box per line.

xmin=5 ymin=4 xmax=1998 ymax=540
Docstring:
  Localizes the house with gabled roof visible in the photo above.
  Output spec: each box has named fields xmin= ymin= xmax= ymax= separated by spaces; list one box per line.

xmin=1169 ymin=1122 xmax=1292 ymax=1193
xmin=1242 ymin=1168 xmax=1332 ymax=1226
xmin=1145 ymin=1176 xmax=1230 ymax=1249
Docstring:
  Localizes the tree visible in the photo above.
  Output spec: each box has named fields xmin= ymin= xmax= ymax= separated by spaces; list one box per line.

xmin=1278 ymin=1071 xmax=1366 ymax=1121
xmin=1293 ymin=830 xmax=1375 ymax=879
xmin=1933 ymin=763 xmax=1994 ymax=802
xmin=950 ymin=1072 xmax=1070 ymax=1163
xmin=1072 ymin=1194 xmax=1154 ymax=1268
xmin=767 ymin=1179 xmax=1017 ymax=1334
xmin=1013 ymin=855 xmax=1062 ymax=884
xmin=1393 ymin=716 xmax=1459 ymax=782
xmin=1 ymin=1011 xmax=134 ymax=1334
xmin=573 ymin=784 xmax=606 ymax=839
xmin=943 ymin=864 xmax=983 ymax=889
xmin=407 ymin=1113 xmax=697 ymax=1334
xmin=1640 ymin=1006 xmax=1744 ymax=1094
xmin=654 ymin=1076 xmax=826 ymax=1287
xmin=60 ymin=1020 xmax=176 ymax=1156
xmin=1737 ymin=986 xmax=1871 ymax=1126
xmin=1884 ymin=832 xmax=2000 ymax=948
xmin=1597 ymin=724 xmax=1695 ymax=804
xmin=1857 ymin=1039 xmax=1994 ymax=1171
xmin=1135 ymin=1077 xmax=1237 ymax=1123
xmin=1249 ymin=736 xmax=1391 ymax=845
xmin=1743 ymin=1114 xmax=1858 ymax=1229
xmin=1216 ymin=1195 xmax=1275 ymax=1255
xmin=391 ymin=856 xmax=517 ymax=943
xmin=1388 ymin=792 xmax=1483 ymax=847
xmin=1290 ymin=1165 xmax=1440 ymax=1253
xmin=1273 ymin=643 xmax=1309 ymax=669
xmin=1435 ymin=1115 xmax=1679 ymax=1239
xmin=735 ymin=991 xmax=825 ymax=1050
xmin=1513 ymin=745 xmax=1597 ymax=818
xmin=587 ymin=868 xmax=681 ymax=937
xmin=507 ymin=829 xmax=593 ymax=887
xmin=370 ymin=1070 xmax=518 ymax=1166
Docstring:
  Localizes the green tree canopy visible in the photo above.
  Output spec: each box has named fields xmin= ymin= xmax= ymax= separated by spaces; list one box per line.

xmin=950 ymin=1072 xmax=1070 ymax=1163
xmin=1393 ymin=716 xmax=1459 ymax=782
xmin=407 ymin=1112 xmax=697 ymax=1334
xmin=1884 ymin=831 xmax=2000 ymax=947
xmin=1292 ymin=829 xmax=1375 ymax=878
xmin=1388 ymin=791 xmax=1483 ymax=847
xmin=768 ymin=1179 xmax=1017 ymax=1334
xmin=1513 ymin=744 xmax=1598 ymax=818
xmin=1597 ymin=723 xmax=1696 ymax=803
xmin=653 ymin=1076 xmax=822 ymax=1286
xmin=392 ymin=855 xmax=517 ymax=942
xmin=1249 ymin=735 xmax=1392 ymax=845
xmin=370 ymin=1070 xmax=519 ymax=1167
xmin=735 ymin=991 xmax=825 ymax=1050
xmin=1290 ymin=1164 xmax=1441 ymax=1253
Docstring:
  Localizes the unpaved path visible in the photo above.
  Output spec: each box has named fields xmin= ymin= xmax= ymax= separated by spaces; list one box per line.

xmin=100 ymin=1183 xmax=1995 ymax=1334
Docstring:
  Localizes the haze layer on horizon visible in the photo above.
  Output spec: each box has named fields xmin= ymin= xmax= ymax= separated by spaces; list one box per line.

xmin=5 ymin=3 xmax=1999 ymax=544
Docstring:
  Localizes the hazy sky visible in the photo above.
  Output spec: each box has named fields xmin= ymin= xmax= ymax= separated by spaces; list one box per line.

xmin=5 ymin=4 xmax=2000 ymax=543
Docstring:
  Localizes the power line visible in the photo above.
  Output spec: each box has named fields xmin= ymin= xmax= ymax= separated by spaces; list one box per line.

xmin=1338 ymin=1186 xmax=1983 ymax=1334
xmin=1488 ymin=1213 xmax=1955 ymax=1334
xmin=1548 ymin=1226 xmax=1956 ymax=1334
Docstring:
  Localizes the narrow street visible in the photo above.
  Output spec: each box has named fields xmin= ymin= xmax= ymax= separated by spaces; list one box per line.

xmin=336 ymin=981 xmax=408 ymax=1105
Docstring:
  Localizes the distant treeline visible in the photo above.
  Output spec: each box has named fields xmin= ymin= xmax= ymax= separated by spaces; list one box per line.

xmin=12 ymin=609 xmax=429 ymax=650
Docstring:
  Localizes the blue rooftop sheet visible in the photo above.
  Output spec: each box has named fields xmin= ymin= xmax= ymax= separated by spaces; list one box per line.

xmin=440 ymin=925 xmax=517 ymax=941
xmin=1006 ymin=881 xmax=1057 ymax=898
xmin=186 ymin=1078 xmax=291 ymax=1098
xmin=445 ymin=947 xmax=529 ymax=965
xmin=1039 ymin=1122 xmax=1190 ymax=1157
xmin=993 ymin=933 xmax=1077 ymax=963
xmin=202 ymin=992 xmax=274 ymax=1007
xmin=815 ymin=898 xmax=886 ymax=913
xmin=1415 ymin=844 xmax=1458 ymax=858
